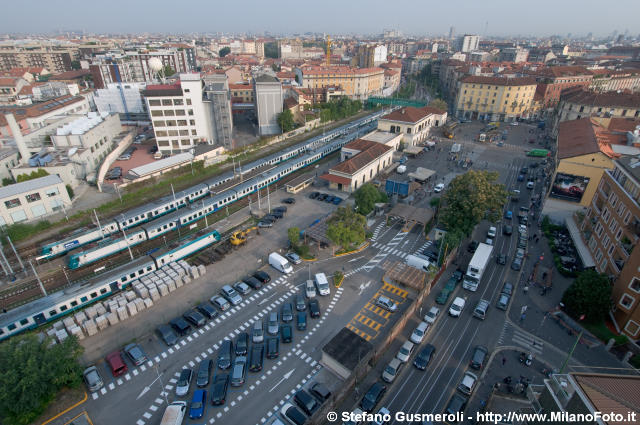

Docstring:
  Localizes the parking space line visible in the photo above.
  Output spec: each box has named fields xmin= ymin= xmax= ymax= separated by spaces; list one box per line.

xmin=92 ymin=392 xmax=98 ymax=400
xmin=149 ymin=405 xmax=158 ymax=412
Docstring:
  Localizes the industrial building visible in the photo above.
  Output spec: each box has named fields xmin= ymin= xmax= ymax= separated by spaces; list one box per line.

xmin=0 ymin=174 xmax=71 ymax=226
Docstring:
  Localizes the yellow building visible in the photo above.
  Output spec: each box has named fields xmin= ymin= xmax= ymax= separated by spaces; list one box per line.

xmin=552 ymin=118 xmax=619 ymax=207
xmin=455 ymin=76 xmax=537 ymax=122
xmin=229 ymin=83 xmax=254 ymax=103
xmin=296 ymin=66 xmax=384 ymax=101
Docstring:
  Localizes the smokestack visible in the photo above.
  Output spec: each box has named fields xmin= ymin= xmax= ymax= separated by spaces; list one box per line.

xmin=4 ymin=114 xmax=31 ymax=165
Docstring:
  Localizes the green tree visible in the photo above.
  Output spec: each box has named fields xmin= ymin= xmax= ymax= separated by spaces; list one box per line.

xmin=326 ymin=207 xmax=367 ymax=251
xmin=439 ymin=170 xmax=508 ymax=236
xmin=562 ymin=270 xmax=612 ymax=324
xmin=162 ymin=65 xmax=175 ymax=77
xmin=277 ymin=109 xmax=295 ymax=133
xmin=354 ymin=183 xmax=388 ymax=215
xmin=70 ymin=60 xmax=81 ymax=70
xmin=0 ymin=334 xmax=83 ymax=425
xmin=428 ymin=98 xmax=447 ymax=111
xmin=2 ymin=177 xmax=14 ymax=186
xmin=287 ymin=226 xmax=300 ymax=247
xmin=16 ymin=169 xmax=49 ymax=183
xmin=429 ymin=197 xmax=441 ymax=208
xmin=218 ymin=47 xmax=231 ymax=57
xmin=65 ymin=184 xmax=74 ymax=200
xmin=264 ymin=42 xmax=278 ymax=58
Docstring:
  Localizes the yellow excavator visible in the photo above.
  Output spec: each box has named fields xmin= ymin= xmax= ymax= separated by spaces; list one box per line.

xmin=230 ymin=226 xmax=258 ymax=246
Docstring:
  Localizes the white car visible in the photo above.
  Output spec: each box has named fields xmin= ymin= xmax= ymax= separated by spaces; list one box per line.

xmin=396 ymin=340 xmax=414 ymax=363
xmin=423 ymin=306 xmax=440 ymax=324
xmin=434 ymin=183 xmax=445 ymax=193
xmin=510 ymin=121 xmax=519 ymax=126
xmin=410 ymin=321 xmax=429 ymax=344
xmin=457 ymin=371 xmax=478 ymax=395
xmin=305 ymin=280 xmax=316 ymax=298
xmin=449 ymin=297 xmax=466 ymax=317
xmin=487 ymin=226 xmax=497 ymax=238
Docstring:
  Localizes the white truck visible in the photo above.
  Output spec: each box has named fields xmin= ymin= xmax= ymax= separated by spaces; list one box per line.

xmin=462 ymin=242 xmax=493 ymax=292
xmin=160 ymin=401 xmax=187 ymax=425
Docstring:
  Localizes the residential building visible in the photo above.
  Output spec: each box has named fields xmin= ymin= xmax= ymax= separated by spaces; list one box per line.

xmin=498 ymin=47 xmax=529 ymax=63
xmin=203 ymin=74 xmax=233 ymax=150
xmin=254 ymin=75 xmax=283 ymax=136
xmin=589 ymin=70 xmax=640 ymax=93
xmin=454 ymin=76 xmax=537 ymax=121
xmin=320 ymin=138 xmax=394 ymax=192
xmin=454 ymin=35 xmax=480 ymax=53
xmin=229 ymin=83 xmax=255 ymax=104
xmin=31 ymin=81 xmax=79 ymax=102
xmin=383 ymin=69 xmax=401 ymax=93
xmin=278 ymin=39 xmax=303 ymax=59
xmin=0 ymin=77 xmax=29 ymax=104
xmin=377 ymin=106 xmax=447 ymax=146
xmin=93 ymin=82 xmax=148 ymax=122
xmin=0 ymin=50 xmax=72 ymax=73
xmin=522 ymin=66 xmax=593 ymax=113
xmin=144 ymin=73 xmax=213 ymax=154
xmin=353 ymin=45 xmax=388 ymax=68
xmin=0 ymin=175 xmax=71 ymax=226
xmin=296 ymin=66 xmax=384 ymax=101
xmin=527 ymin=48 xmax=556 ymax=63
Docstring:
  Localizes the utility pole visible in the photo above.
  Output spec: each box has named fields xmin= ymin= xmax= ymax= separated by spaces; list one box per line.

xmin=0 ymin=240 xmax=13 ymax=275
xmin=94 ymin=209 xmax=105 ymax=239
xmin=202 ymin=200 xmax=208 ymax=228
xmin=30 ymin=260 xmax=47 ymax=297
xmin=171 ymin=183 xmax=176 ymax=203
xmin=559 ymin=330 xmax=583 ymax=373
xmin=257 ymin=188 xmax=261 ymax=210
xmin=267 ymin=186 xmax=271 ymax=212
xmin=6 ymin=235 xmax=24 ymax=271
xmin=120 ymin=215 xmax=134 ymax=260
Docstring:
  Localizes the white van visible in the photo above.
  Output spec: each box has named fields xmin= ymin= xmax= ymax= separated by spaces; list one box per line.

xmin=268 ymin=252 xmax=293 ymax=274
xmin=314 ymin=273 xmax=330 ymax=296
xmin=160 ymin=401 xmax=187 ymax=425
xmin=406 ymin=254 xmax=432 ymax=272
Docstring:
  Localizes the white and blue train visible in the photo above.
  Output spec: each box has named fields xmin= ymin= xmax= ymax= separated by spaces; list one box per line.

xmin=0 ymin=229 xmax=221 ymax=341
xmin=39 ymin=110 xmax=385 ymax=261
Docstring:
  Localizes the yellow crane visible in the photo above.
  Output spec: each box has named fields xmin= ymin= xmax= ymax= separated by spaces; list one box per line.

xmin=326 ymin=35 xmax=332 ymax=67
xmin=230 ymin=226 xmax=257 ymax=246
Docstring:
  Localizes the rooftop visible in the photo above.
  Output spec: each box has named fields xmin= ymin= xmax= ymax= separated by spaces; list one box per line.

xmin=461 ymin=75 xmax=537 ymax=86
xmin=0 ymin=95 xmax=86 ymax=127
xmin=322 ymin=327 xmax=373 ymax=372
xmin=55 ymin=112 xmax=111 ymax=136
xmin=381 ymin=106 xmax=446 ymax=123
xmin=126 ymin=152 xmax=193 ymax=179
xmin=0 ymin=174 xmax=62 ymax=200
xmin=48 ymin=69 xmax=91 ymax=81
xmin=329 ymin=139 xmax=392 ymax=175
xmin=560 ymin=90 xmax=640 ymax=108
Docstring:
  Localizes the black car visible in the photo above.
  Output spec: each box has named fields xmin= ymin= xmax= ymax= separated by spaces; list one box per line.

xmin=445 ymin=393 xmax=468 ymax=416
xmin=501 ymin=282 xmax=514 ymax=296
xmin=184 ymin=309 xmax=206 ymax=327
xmin=169 ymin=317 xmax=191 ymax=336
xmin=496 ymin=254 xmax=507 ymax=265
xmin=148 ymin=145 xmax=158 ymax=154
xmin=413 ymin=344 xmax=436 ymax=370
xmin=470 ymin=345 xmax=489 ymax=369
xmin=266 ymin=337 xmax=279 ymax=359
xmin=243 ymin=276 xmax=263 ymax=290
xmin=310 ymin=382 xmax=331 ymax=402
xmin=249 ymin=345 xmax=264 ymax=372
xmin=423 ymin=250 xmax=439 ymax=262
xmin=323 ymin=195 xmax=335 ymax=203
xmin=295 ymin=294 xmax=306 ymax=311
xmin=467 ymin=241 xmax=479 ymax=253
xmin=309 ymin=192 xmax=320 ymax=199
xmin=273 ymin=206 xmax=287 ymax=213
xmin=270 ymin=210 xmax=284 ymax=219
xmin=235 ymin=332 xmax=249 ymax=356
xmin=520 ymin=166 xmax=528 ymax=175
xmin=210 ymin=374 xmax=229 ymax=405
xmin=281 ymin=324 xmax=293 ymax=343
xmin=316 ymin=193 xmax=327 ymax=201
xmin=308 ymin=299 xmax=320 ymax=318
xmin=281 ymin=303 xmax=293 ymax=322
xmin=264 ymin=213 xmax=279 ymax=221
xmin=156 ymin=324 xmax=178 ymax=346
xmin=253 ymin=271 xmax=271 ymax=284
xmin=296 ymin=312 xmax=307 ymax=331
xmin=294 ymin=389 xmax=319 ymax=415
xmin=196 ymin=303 xmax=218 ymax=319
xmin=217 ymin=340 xmax=233 ymax=370
xmin=360 ymin=382 xmax=386 ymax=412
xmin=282 ymin=198 xmax=296 ymax=204
xmin=503 ymin=225 xmax=513 ymax=236
xmin=196 ymin=359 xmax=213 ymax=387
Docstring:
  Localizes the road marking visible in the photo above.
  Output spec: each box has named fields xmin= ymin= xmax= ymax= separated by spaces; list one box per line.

xmin=169 ymin=378 xmax=177 ymax=384
xmin=140 ymin=365 xmax=147 ymax=372
xmin=132 ymin=370 xmax=139 ymax=376
xmin=149 ymin=405 xmax=158 ymax=412
xmin=117 ymin=379 xmax=123 ymax=385
xmin=155 ymin=398 xmax=163 ymax=404
xmin=161 ymin=352 xmax=167 ymax=358
xmin=180 ymin=340 xmax=187 ymax=346
xmin=92 ymin=392 xmax=98 ymax=400
xmin=100 ymin=387 xmax=107 ymax=395
xmin=195 ymin=356 xmax=201 ymax=363
xmin=187 ymin=336 xmax=193 ymax=342
xmin=136 ymin=420 xmax=145 ymax=425
xmin=168 ymin=348 xmax=174 ymax=354
xmin=143 ymin=412 xmax=152 ymax=419
xmin=189 ymin=361 xmax=195 ymax=367
xmin=108 ymin=383 xmax=115 ymax=390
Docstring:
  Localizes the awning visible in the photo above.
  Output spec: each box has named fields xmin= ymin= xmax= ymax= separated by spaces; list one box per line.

xmin=408 ymin=167 xmax=436 ymax=182
xmin=564 ymin=217 xmax=596 ymax=268
xmin=404 ymin=146 xmax=423 ymax=155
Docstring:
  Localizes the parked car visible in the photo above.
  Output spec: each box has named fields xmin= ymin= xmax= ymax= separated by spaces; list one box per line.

xmin=503 ymin=224 xmax=513 ymax=236
xmin=83 ymin=366 xmax=104 ymax=392
xmin=382 ymin=358 xmax=403 ymax=383
xmin=183 ymin=309 xmax=206 ymax=327
xmin=148 ymin=145 xmax=158 ymax=154
xmin=496 ymin=253 xmax=507 ymax=265
xmin=175 ymin=368 xmax=193 ymax=396
xmin=410 ymin=322 xmax=429 ymax=344
xmin=396 ymin=340 xmax=415 ymax=363
xmin=305 ymin=280 xmax=317 ymax=298
xmin=457 ymin=371 xmax=478 ymax=396
xmin=435 ymin=289 xmax=453 ymax=305
xmin=511 ymin=257 xmax=522 ymax=271
xmin=196 ymin=359 xmax=213 ymax=387
xmin=196 ymin=303 xmax=218 ymax=319
xmin=308 ymin=299 xmax=321 ymax=318
xmin=123 ymin=343 xmax=147 ymax=366
xmin=332 ymin=196 xmax=343 ymax=205
xmin=249 ymin=345 xmax=264 ymax=372
xmin=445 ymin=393 xmax=468 ymax=415
xmin=434 ymin=183 xmax=445 ymax=193
xmin=210 ymin=295 xmax=230 ymax=311
xmin=282 ymin=197 xmax=296 ymax=204
xmin=189 ymin=389 xmax=207 ymax=419
xmin=294 ymin=389 xmax=319 ymax=415
xmin=105 ymin=351 xmax=128 ymax=377
xmin=376 ymin=295 xmax=398 ymax=312
xmin=281 ymin=303 xmax=294 ymax=322
xmin=496 ymin=292 xmax=511 ymax=310
xmin=295 ymin=294 xmax=306 ymax=311
xmin=217 ymin=340 xmax=233 ymax=370
xmin=169 ymin=317 xmax=191 ymax=336
xmin=487 ymin=226 xmax=497 ymax=238
xmin=285 ymin=252 xmax=302 ymax=264
xmin=309 ymin=191 xmax=320 ymax=199
xmin=243 ymin=276 xmax=262 ymax=290
xmin=296 ymin=311 xmax=307 ymax=330
xmin=360 ymin=382 xmax=387 ymax=412
xmin=267 ymin=312 xmax=279 ymax=335
xmin=413 ymin=344 xmax=436 ymax=370
xmin=253 ymin=270 xmax=271 ymax=284
xmin=230 ymin=356 xmax=247 ymax=387
xmin=266 ymin=337 xmax=280 ymax=359
xmin=280 ymin=403 xmax=306 ymax=425
xmin=221 ymin=284 xmax=242 ymax=306
xmin=235 ymin=332 xmax=249 ymax=356
xmin=233 ymin=281 xmax=251 ymax=295
xmin=470 ymin=345 xmax=488 ymax=369
xmin=210 ymin=374 xmax=229 ymax=405
xmin=424 ymin=306 xmax=440 ymax=324
xmin=310 ymin=382 xmax=331 ymax=402
xmin=281 ymin=324 xmax=293 ymax=343
xmin=501 ymin=282 xmax=514 ymax=296
xmin=258 ymin=220 xmax=273 ymax=228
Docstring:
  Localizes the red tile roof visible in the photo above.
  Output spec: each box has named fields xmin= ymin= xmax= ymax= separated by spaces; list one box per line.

xmin=560 ymin=90 xmax=640 ymax=108
xmin=557 ymin=118 xmax=624 ymax=159
xmin=381 ymin=106 xmax=446 ymax=123
xmin=0 ymin=77 xmax=21 ymax=87
xmin=283 ymin=97 xmax=298 ymax=110
xmin=330 ymin=140 xmax=392 ymax=175
xmin=0 ymin=95 xmax=85 ymax=127
xmin=608 ymin=118 xmax=640 ymax=132
xmin=530 ymin=66 xmax=593 ymax=78
xmin=572 ymin=373 xmax=640 ymax=424
xmin=320 ymin=174 xmax=352 ymax=185
xmin=461 ymin=75 xmax=537 ymax=86
xmin=49 ymin=69 xmax=91 ymax=80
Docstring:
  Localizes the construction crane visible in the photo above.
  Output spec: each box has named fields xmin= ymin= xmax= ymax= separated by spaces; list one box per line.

xmin=230 ymin=226 xmax=258 ymax=246
xmin=326 ymin=36 xmax=332 ymax=67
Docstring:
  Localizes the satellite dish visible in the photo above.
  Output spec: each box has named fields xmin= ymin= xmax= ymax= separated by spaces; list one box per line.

xmin=148 ymin=57 xmax=163 ymax=72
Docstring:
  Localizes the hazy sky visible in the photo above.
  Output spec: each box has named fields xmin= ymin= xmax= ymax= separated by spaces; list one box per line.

xmin=2 ymin=0 xmax=638 ymax=37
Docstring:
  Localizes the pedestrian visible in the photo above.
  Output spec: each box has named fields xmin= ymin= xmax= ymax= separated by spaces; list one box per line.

xmin=520 ymin=312 xmax=526 ymax=322
xmin=502 ymin=357 xmax=507 ymax=366
xmin=524 ymin=285 xmax=529 ymax=295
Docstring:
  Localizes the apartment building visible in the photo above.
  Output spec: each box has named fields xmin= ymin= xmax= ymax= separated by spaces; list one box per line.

xmin=522 ymin=66 xmax=593 ymax=112
xmin=0 ymin=175 xmax=71 ymax=226
xmin=498 ymin=47 xmax=529 ymax=63
xmin=0 ymin=77 xmax=29 ymax=104
xmin=254 ymin=75 xmax=283 ymax=136
xmin=0 ymin=50 xmax=72 ymax=73
xmin=203 ymin=74 xmax=233 ymax=150
xmin=454 ymin=76 xmax=537 ymax=122
xmin=353 ymin=44 xmax=388 ymax=68
xmin=377 ymin=106 xmax=447 ymax=146
xmin=590 ymin=70 xmax=640 ymax=93
xmin=455 ymin=35 xmax=480 ymax=53
xmin=581 ymin=155 xmax=640 ymax=339
xmin=229 ymin=83 xmax=255 ymax=104
xmin=297 ymin=66 xmax=384 ymax=101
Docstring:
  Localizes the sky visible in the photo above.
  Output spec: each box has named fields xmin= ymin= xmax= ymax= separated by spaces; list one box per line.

xmin=1 ymin=0 xmax=638 ymax=37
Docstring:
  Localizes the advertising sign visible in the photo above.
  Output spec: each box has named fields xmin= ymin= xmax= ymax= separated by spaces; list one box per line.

xmin=550 ymin=173 xmax=590 ymax=202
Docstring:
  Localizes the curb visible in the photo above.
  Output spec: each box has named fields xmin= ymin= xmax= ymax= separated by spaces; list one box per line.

xmin=334 ymin=275 xmax=345 ymax=288
xmin=334 ymin=241 xmax=370 ymax=257
xmin=41 ymin=390 xmax=87 ymax=425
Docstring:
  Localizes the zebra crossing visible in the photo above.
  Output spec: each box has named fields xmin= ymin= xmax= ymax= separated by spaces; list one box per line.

xmin=498 ymin=322 xmax=544 ymax=355
xmin=370 ymin=221 xmax=386 ymax=242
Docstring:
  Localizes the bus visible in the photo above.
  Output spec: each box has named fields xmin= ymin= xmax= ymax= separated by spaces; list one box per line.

xmin=527 ymin=149 xmax=550 ymax=157
xmin=462 ymin=243 xmax=493 ymax=292
xmin=444 ymin=122 xmax=457 ymax=139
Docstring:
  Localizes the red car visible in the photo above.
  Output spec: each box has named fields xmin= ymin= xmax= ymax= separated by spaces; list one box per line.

xmin=105 ymin=351 xmax=128 ymax=377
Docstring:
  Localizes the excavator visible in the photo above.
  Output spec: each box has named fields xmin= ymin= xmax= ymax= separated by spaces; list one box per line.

xmin=230 ymin=226 xmax=258 ymax=246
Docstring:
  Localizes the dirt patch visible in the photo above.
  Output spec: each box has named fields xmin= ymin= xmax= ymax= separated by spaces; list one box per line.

xmin=31 ymin=387 xmax=86 ymax=425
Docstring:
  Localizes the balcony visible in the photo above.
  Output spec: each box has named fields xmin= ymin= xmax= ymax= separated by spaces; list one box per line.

xmin=626 ymin=217 xmax=640 ymax=240
xmin=621 ymin=236 xmax=634 ymax=257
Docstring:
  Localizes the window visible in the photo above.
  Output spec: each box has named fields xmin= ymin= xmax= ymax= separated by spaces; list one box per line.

xmin=624 ymin=320 xmax=640 ymax=337
xmin=31 ymin=205 xmax=46 ymax=217
xmin=177 ymin=120 xmax=187 ymax=126
xmin=153 ymin=120 xmax=165 ymax=127
xmin=186 ymin=99 xmax=192 ymax=105
xmin=184 ymin=89 xmax=190 ymax=93
xmin=4 ymin=198 xmax=21 ymax=209
xmin=164 ymin=109 xmax=175 ymax=116
xmin=620 ymin=294 xmax=635 ymax=309
xmin=616 ymin=228 xmax=623 ymax=240
xmin=156 ymin=131 xmax=167 ymax=137
xmin=148 ymin=99 xmax=161 ymax=106
xmin=622 ymin=109 xmax=627 ymax=117
xmin=174 ymin=99 xmax=184 ymax=106
xmin=188 ymin=109 xmax=194 ymax=116
xmin=45 ymin=188 xmax=59 ymax=197
xmin=407 ymin=128 xmax=412 ymax=134
xmin=630 ymin=278 xmax=640 ymax=294
xmin=151 ymin=110 xmax=163 ymax=117
xmin=166 ymin=120 xmax=176 ymax=127
xmin=161 ymin=99 xmax=173 ymax=106
xmin=175 ymin=109 xmax=185 ymax=116
xmin=189 ymin=119 xmax=195 ymax=125
xmin=608 ymin=244 xmax=614 ymax=256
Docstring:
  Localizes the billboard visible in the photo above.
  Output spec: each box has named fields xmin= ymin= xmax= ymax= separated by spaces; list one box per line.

xmin=550 ymin=173 xmax=590 ymax=202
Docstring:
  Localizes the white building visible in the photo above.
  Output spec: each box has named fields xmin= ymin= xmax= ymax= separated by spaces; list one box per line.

xmin=0 ymin=174 xmax=71 ymax=226
xmin=377 ymin=106 xmax=447 ymax=146
xmin=456 ymin=35 xmax=480 ymax=53
xmin=254 ymin=75 xmax=283 ymax=136
xmin=373 ymin=45 xmax=388 ymax=66
xmin=32 ymin=82 xmax=79 ymax=102
xmin=94 ymin=82 xmax=148 ymax=122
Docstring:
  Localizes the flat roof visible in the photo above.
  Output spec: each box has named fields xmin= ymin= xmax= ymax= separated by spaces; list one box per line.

xmin=127 ymin=153 xmax=193 ymax=179
xmin=361 ymin=131 xmax=399 ymax=144
xmin=322 ymin=327 xmax=373 ymax=372
xmin=0 ymin=174 xmax=62 ymax=200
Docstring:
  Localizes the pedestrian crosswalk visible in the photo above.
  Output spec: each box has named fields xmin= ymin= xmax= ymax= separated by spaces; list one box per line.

xmin=370 ymin=221 xmax=386 ymax=241
xmin=498 ymin=322 xmax=544 ymax=355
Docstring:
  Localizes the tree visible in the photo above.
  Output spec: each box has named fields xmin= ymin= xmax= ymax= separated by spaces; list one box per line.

xmin=439 ymin=170 xmax=508 ymax=236
xmin=428 ymin=98 xmax=448 ymax=111
xmin=218 ymin=47 xmax=231 ymax=58
xmin=162 ymin=65 xmax=175 ymax=77
xmin=429 ymin=197 xmax=441 ymax=208
xmin=2 ymin=177 xmax=14 ymax=186
xmin=65 ymin=184 xmax=74 ymax=200
xmin=277 ymin=109 xmax=295 ymax=133
xmin=16 ymin=169 xmax=49 ymax=183
xmin=70 ymin=60 xmax=81 ymax=70
xmin=287 ymin=227 xmax=300 ymax=247
xmin=562 ymin=270 xmax=612 ymax=324
xmin=354 ymin=183 xmax=388 ymax=215
xmin=326 ymin=207 xmax=367 ymax=251
xmin=0 ymin=334 xmax=84 ymax=425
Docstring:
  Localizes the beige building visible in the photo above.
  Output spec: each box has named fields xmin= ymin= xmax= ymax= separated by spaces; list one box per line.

xmin=296 ymin=66 xmax=385 ymax=101
xmin=377 ymin=106 xmax=447 ymax=146
xmin=0 ymin=174 xmax=71 ymax=226
xmin=455 ymin=76 xmax=537 ymax=122
xmin=0 ymin=49 xmax=71 ymax=73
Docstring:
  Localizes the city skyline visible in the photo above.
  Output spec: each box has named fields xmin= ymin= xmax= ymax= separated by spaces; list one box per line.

xmin=1 ymin=0 xmax=639 ymax=38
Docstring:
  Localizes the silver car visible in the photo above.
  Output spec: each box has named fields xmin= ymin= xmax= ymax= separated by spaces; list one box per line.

xmin=221 ymin=285 xmax=242 ymax=306
xmin=83 ymin=366 xmax=104 ymax=392
xmin=305 ymin=280 xmax=316 ymax=298
xmin=267 ymin=312 xmax=279 ymax=335
xmin=211 ymin=295 xmax=230 ymax=311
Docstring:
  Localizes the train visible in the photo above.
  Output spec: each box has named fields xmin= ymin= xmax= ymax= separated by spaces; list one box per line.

xmin=0 ymin=230 xmax=221 ymax=342
xmin=39 ymin=110 xmax=385 ymax=261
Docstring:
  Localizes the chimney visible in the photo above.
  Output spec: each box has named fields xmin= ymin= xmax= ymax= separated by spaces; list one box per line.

xmin=4 ymin=114 xmax=31 ymax=165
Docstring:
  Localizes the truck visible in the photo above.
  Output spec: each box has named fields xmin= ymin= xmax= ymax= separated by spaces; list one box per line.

xmin=462 ymin=242 xmax=493 ymax=292
xmin=160 ymin=401 xmax=187 ymax=425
